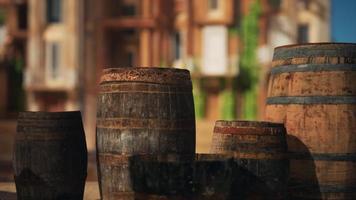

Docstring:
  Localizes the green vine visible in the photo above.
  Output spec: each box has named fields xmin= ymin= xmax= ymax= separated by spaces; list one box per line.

xmin=220 ymin=88 xmax=236 ymax=120
xmin=192 ymin=79 xmax=206 ymax=119
xmin=8 ymin=57 xmax=25 ymax=112
xmin=0 ymin=9 xmax=5 ymax=25
xmin=243 ymin=85 xmax=258 ymax=120
xmin=238 ymin=0 xmax=261 ymax=119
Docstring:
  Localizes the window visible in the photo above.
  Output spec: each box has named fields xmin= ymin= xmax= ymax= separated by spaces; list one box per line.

xmin=47 ymin=42 xmax=60 ymax=79
xmin=17 ymin=4 xmax=28 ymax=30
xmin=297 ymin=24 xmax=309 ymax=43
xmin=268 ymin=0 xmax=281 ymax=10
xmin=173 ymin=32 xmax=181 ymax=60
xmin=208 ymin=0 xmax=219 ymax=10
xmin=201 ymin=26 xmax=228 ymax=75
xmin=120 ymin=0 xmax=138 ymax=17
xmin=297 ymin=0 xmax=310 ymax=10
xmin=128 ymin=51 xmax=135 ymax=67
xmin=47 ymin=0 xmax=61 ymax=23
xmin=0 ymin=9 xmax=5 ymax=26
xmin=121 ymin=4 xmax=136 ymax=16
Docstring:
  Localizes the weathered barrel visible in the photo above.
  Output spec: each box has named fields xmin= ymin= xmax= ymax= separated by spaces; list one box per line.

xmin=210 ymin=120 xmax=289 ymax=199
xmin=13 ymin=111 xmax=87 ymax=200
xmin=129 ymin=154 xmax=239 ymax=200
xmin=265 ymin=43 xmax=356 ymax=199
xmin=96 ymin=67 xmax=196 ymax=199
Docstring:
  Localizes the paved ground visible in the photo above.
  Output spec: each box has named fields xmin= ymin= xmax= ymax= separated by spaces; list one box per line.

xmin=0 ymin=182 xmax=100 ymax=200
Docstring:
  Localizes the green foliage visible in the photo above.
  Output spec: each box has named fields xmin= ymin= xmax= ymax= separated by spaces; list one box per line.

xmin=237 ymin=0 xmax=261 ymax=119
xmin=0 ymin=9 xmax=5 ymax=25
xmin=192 ymin=79 xmax=206 ymax=119
xmin=228 ymin=27 xmax=239 ymax=36
xmin=243 ymin=86 xmax=258 ymax=120
xmin=15 ymin=57 xmax=24 ymax=73
xmin=238 ymin=0 xmax=261 ymax=91
xmin=220 ymin=88 xmax=236 ymax=120
xmin=8 ymin=57 xmax=25 ymax=112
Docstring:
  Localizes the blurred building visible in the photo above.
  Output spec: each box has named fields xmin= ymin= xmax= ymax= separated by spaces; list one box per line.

xmin=25 ymin=0 xmax=82 ymax=112
xmin=85 ymin=0 xmax=331 ymax=133
xmin=0 ymin=0 xmax=331 ymax=157
xmin=0 ymin=0 xmax=28 ymax=181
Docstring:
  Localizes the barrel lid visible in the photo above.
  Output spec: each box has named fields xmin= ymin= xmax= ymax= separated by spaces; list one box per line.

xmin=18 ymin=111 xmax=82 ymax=120
xmin=215 ymin=120 xmax=284 ymax=128
xmin=100 ymin=67 xmax=192 ymax=85
xmin=273 ymin=42 xmax=356 ymax=61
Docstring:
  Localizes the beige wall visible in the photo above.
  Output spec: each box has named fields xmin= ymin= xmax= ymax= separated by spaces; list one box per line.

xmin=298 ymin=0 xmax=330 ymax=42
xmin=26 ymin=0 xmax=83 ymax=111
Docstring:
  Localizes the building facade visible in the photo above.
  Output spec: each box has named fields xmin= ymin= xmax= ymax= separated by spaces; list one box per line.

xmin=0 ymin=0 xmax=331 ymax=152
xmin=25 ymin=0 xmax=82 ymax=112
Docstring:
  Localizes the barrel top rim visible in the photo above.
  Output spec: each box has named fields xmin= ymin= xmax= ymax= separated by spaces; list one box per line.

xmin=100 ymin=67 xmax=192 ymax=85
xmin=274 ymin=42 xmax=356 ymax=50
xmin=215 ymin=120 xmax=284 ymax=127
xmin=102 ymin=67 xmax=190 ymax=73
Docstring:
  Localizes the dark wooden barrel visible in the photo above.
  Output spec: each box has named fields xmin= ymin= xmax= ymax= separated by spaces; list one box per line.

xmin=210 ymin=120 xmax=289 ymax=199
xmin=265 ymin=43 xmax=356 ymax=199
xmin=128 ymin=154 xmax=239 ymax=200
xmin=96 ymin=67 xmax=196 ymax=199
xmin=13 ymin=111 xmax=87 ymax=200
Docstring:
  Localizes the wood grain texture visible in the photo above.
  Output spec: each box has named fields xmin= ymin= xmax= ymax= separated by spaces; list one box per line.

xmin=96 ymin=67 xmax=196 ymax=200
xmin=13 ymin=111 xmax=88 ymax=200
xmin=210 ymin=120 xmax=289 ymax=199
xmin=266 ymin=43 xmax=356 ymax=199
xmin=127 ymin=154 xmax=283 ymax=200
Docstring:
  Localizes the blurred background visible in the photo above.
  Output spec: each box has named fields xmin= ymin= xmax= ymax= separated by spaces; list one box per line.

xmin=0 ymin=0 xmax=355 ymax=181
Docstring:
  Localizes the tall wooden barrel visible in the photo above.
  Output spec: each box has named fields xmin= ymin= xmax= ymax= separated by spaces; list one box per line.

xmin=96 ymin=67 xmax=196 ymax=199
xmin=210 ymin=120 xmax=289 ymax=199
xmin=265 ymin=43 xmax=356 ymax=199
xmin=13 ymin=111 xmax=87 ymax=200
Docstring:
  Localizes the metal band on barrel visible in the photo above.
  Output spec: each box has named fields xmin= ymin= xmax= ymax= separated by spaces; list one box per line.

xmin=266 ymin=96 xmax=356 ymax=104
xmin=213 ymin=126 xmax=285 ymax=135
xmin=289 ymin=152 xmax=356 ymax=161
xmin=96 ymin=118 xmax=195 ymax=130
xmin=270 ymin=64 xmax=356 ymax=75
xmin=289 ymin=183 xmax=356 ymax=193
xmin=273 ymin=45 xmax=356 ymax=60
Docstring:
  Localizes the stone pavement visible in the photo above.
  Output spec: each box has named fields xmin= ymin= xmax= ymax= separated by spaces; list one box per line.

xmin=0 ymin=182 xmax=100 ymax=200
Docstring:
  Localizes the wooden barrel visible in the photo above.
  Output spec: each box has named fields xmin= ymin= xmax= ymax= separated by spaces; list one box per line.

xmin=128 ymin=154 xmax=240 ymax=200
xmin=96 ymin=67 xmax=196 ymax=199
xmin=13 ymin=111 xmax=87 ymax=200
xmin=210 ymin=120 xmax=289 ymax=199
xmin=265 ymin=43 xmax=356 ymax=199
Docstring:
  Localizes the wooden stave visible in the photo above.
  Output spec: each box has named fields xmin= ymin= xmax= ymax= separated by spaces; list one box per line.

xmin=266 ymin=43 xmax=356 ymax=199
xmin=273 ymin=43 xmax=356 ymax=62
xmin=211 ymin=120 xmax=288 ymax=154
xmin=210 ymin=120 xmax=289 ymax=199
xmin=13 ymin=111 xmax=87 ymax=200
xmin=96 ymin=68 xmax=196 ymax=199
xmin=117 ymin=154 xmax=288 ymax=200
xmin=96 ymin=82 xmax=196 ymax=156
